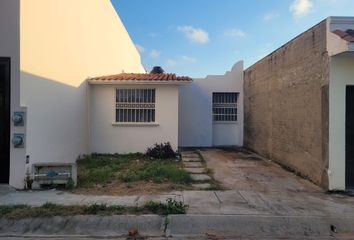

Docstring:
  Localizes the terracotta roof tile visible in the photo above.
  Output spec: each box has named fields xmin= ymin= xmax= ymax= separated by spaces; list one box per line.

xmin=89 ymin=73 xmax=192 ymax=82
xmin=332 ymin=29 xmax=354 ymax=43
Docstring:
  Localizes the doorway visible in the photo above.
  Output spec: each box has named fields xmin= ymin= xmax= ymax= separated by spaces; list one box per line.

xmin=0 ymin=58 xmax=10 ymax=184
xmin=346 ymin=86 xmax=354 ymax=189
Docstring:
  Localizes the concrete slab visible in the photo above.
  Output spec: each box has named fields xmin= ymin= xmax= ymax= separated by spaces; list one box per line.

xmin=0 ymin=190 xmax=139 ymax=207
xmin=182 ymin=157 xmax=201 ymax=162
xmin=199 ymin=148 xmax=322 ymax=192
xmin=183 ymin=162 xmax=203 ymax=168
xmin=137 ymin=193 xmax=183 ymax=206
xmin=180 ymin=151 xmax=195 ymax=155
xmin=0 ymin=185 xmax=15 ymax=195
xmin=190 ymin=174 xmax=211 ymax=181
xmin=167 ymin=214 xmax=354 ymax=238
xmin=184 ymin=168 xmax=206 ymax=174
xmin=182 ymin=191 xmax=220 ymax=213
xmin=79 ymin=195 xmax=138 ymax=206
xmin=214 ymin=191 xmax=247 ymax=204
xmin=0 ymin=215 xmax=164 ymax=237
xmin=191 ymin=183 xmax=211 ymax=189
xmin=181 ymin=153 xmax=199 ymax=158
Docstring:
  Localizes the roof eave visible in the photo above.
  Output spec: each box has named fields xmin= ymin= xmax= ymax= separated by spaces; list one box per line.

xmin=88 ymin=79 xmax=193 ymax=85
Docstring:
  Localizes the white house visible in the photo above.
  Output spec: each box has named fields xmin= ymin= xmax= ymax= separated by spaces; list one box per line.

xmin=88 ymin=69 xmax=192 ymax=153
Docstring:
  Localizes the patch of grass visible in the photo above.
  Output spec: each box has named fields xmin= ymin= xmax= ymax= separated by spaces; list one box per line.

xmin=0 ymin=199 xmax=188 ymax=220
xmin=122 ymin=161 xmax=192 ymax=184
xmin=77 ymin=154 xmax=191 ymax=188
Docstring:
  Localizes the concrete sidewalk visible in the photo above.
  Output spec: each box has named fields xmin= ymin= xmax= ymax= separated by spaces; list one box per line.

xmin=1 ymin=187 xmax=354 ymax=238
xmin=1 ymin=187 xmax=354 ymax=217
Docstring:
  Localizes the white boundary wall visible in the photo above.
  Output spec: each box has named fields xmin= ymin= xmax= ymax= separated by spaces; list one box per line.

xmin=179 ymin=61 xmax=244 ymax=147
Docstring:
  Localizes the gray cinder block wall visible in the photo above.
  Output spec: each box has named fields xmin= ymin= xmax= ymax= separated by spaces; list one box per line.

xmin=244 ymin=20 xmax=329 ymax=188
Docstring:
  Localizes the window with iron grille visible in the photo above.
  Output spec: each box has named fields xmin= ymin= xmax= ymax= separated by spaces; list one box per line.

xmin=212 ymin=92 xmax=238 ymax=122
xmin=116 ymin=89 xmax=155 ymax=123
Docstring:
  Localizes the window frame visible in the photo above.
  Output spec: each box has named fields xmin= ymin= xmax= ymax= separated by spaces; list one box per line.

xmin=212 ymin=92 xmax=238 ymax=123
xmin=114 ymin=88 xmax=157 ymax=125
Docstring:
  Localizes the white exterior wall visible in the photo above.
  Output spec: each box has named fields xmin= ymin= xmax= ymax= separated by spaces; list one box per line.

xmin=0 ymin=0 xmax=26 ymax=188
xmin=179 ymin=61 xmax=244 ymax=147
xmin=90 ymin=84 xmax=179 ymax=153
xmin=329 ymin=55 xmax=354 ymax=190
xmin=19 ymin=0 xmax=144 ymax=169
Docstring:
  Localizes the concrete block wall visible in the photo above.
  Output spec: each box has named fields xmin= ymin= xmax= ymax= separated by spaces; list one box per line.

xmin=244 ymin=20 xmax=330 ymax=188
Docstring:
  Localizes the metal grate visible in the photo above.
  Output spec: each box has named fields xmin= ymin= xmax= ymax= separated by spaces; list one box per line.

xmin=116 ymin=89 xmax=156 ymax=123
xmin=212 ymin=92 xmax=238 ymax=122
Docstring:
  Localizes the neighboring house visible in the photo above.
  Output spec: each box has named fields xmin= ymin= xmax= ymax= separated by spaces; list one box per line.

xmin=0 ymin=0 xmax=145 ymax=188
xmin=244 ymin=17 xmax=354 ymax=191
xmin=179 ymin=61 xmax=244 ymax=147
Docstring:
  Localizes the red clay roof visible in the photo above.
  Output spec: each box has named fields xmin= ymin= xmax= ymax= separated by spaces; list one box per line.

xmin=332 ymin=29 xmax=354 ymax=42
xmin=89 ymin=73 xmax=192 ymax=82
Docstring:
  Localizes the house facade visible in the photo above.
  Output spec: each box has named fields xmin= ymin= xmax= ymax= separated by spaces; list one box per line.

xmin=244 ymin=17 xmax=354 ymax=190
xmin=88 ymin=72 xmax=191 ymax=153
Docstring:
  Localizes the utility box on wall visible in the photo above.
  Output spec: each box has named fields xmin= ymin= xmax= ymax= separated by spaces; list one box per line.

xmin=32 ymin=163 xmax=77 ymax=188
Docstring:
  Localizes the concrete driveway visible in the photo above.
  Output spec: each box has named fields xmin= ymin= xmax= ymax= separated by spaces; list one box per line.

xmin=199 ymin=147 xmax=321 ymax=193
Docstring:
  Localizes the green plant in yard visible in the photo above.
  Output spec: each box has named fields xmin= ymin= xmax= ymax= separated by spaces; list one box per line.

xmin=0 ymin=205 xmax=28 ymax=216
xmin=144 ymin=198 xmax=188 ymax=215
xmin=76 ymin=153 xmax=192 ymax=188
xmin=0 ymin=199 xmax=188 ymax=220
xmin=121 ymin=160 xmax=192 ymax=184
xmin=41 ymin=202 xmax=60 ymax=209
xmin=146 ymin=142 xmax=177 ymax=159
xmin=83 ymin=203 xmax=109 ymax=214
xmin=65 ymin=178 xmax=75 ymax=190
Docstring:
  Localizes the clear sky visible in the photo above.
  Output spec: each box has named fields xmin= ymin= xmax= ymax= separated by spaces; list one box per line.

xmin=112 ymin=0 xmax=354 ymax=77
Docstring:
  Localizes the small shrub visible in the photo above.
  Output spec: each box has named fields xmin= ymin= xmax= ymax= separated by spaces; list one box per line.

xmin=41 ymin=202 xmax=60 ymax=209
xmin=65 ymin=178 xmax=75 ymax=190
xmin=146 ymin=142 xmax=176 ymax=159
xmin=0 ymin=205 xmax=28 ymax=216
xmin=84 ymin=203 xmax=108 ymax=214
xmin=144 ymin=198 xmax=188 ymax=215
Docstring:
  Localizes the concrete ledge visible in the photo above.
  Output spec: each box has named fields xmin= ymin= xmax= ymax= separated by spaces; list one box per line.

xmin=2 ymin=214 xmax=354 ymax=238
xmin=0 ymin=215 xmax=164 ymax=237
xmin=167 ymin=215 xmax=354 ymax=238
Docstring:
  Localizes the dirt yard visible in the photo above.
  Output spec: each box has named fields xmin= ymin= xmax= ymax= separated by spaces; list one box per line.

xmin=199 ymin=148 xmax=322 ymax=193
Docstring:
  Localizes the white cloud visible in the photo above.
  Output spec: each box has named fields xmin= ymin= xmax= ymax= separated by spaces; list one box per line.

xmin=165 ymin=56 xmax=197 ymax=67
xmin=263 ymin=12 xmax=279 ymax=21
xmin=290 ymin=0 xmax=313 ymax=17
xmin=181 ymin=56 xmax=197 ymax=63
xmin=135 ymin=44 xmax=145 ymax=53
xmin=224 ymin=28 xmax=246 ymax=38
xmin=166 ymin=59 xmax=177 ymax=67
xmin=177 ymin=26 xmax=209 ymax=44
xmin=149 ymin=49 xmax=161 ymax=58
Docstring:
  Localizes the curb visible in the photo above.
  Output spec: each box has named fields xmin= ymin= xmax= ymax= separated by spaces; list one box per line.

xmin=166 ymin=214 xmax=354 ymax=238
xmin=1 ymin=214 xmax=354 ymax=238
xmin=0 ymin=215 xmax=164 ymax=237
